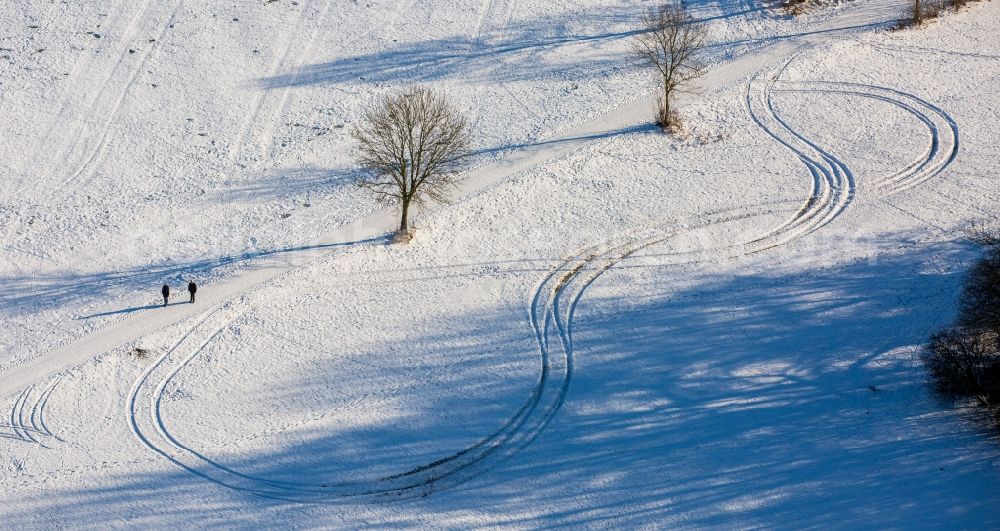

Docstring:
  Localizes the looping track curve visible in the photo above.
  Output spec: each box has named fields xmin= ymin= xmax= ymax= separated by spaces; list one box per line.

xmin=126 ymin=56 xmax=959 ymax=502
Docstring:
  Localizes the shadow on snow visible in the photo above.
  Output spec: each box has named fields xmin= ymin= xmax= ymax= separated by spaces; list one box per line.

xmin=4 ymin=238 xmax=1000 ymax=527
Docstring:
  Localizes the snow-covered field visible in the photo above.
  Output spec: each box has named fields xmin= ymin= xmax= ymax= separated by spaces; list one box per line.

xmin=2 ymin=0 xmax=1000 ymax=527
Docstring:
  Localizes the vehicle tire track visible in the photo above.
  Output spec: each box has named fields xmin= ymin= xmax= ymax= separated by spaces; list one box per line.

xmin=9 ymin=387 xmax=35 ymax=444
xmin=474 ymin=0 xmax=497 ymax=44
xmin=128 ymin=285 xmax=569 ymax=500
xmin=29 ymin=376 xmax=62 ymax=442
xmin=29 ymin=0 xmax=157 ymax=191
xmin=229 ymin=0 xmax=326 ymax=164
xmin=776 ymin=80 xmax=959 ymax=196
xmin=3 ymin=376 xmax=62 ymax=446
xmin=4 ymin=0 xmax=186 ymax=255
xmin=123 ymin=56 xmax=858 ymax=499
xmin=256 ymin=0 xmax=338 ymax=165
xmin=743 ymin=59 xmax=855 ymax=252
xmin=123 ymin=52 xmax=960 ymax=502
xmin=9 ymin=0 xmax=152 ymax=200
xmin=474 ymin=0 xmax=542 ymax=124
xmin=53 ymin=0 xmax=187 ymax=194
xmin=124 ymin=203 xmax=795 ymax=503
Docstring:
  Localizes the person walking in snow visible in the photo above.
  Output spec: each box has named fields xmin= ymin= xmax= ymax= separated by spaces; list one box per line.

xmin=161 ymin=283 xmax=170 ymax=307
xmin=188 ymin=281 xmax=197 ymax=304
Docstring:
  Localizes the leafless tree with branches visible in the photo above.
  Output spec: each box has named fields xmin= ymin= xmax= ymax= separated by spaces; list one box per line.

xmin=906 ymin=0 xmax=957 ymax=27
xmin=351 ymin=88 xmax=471 ymax=239
xmin=632 ymin=4 xmax=707 ymax=131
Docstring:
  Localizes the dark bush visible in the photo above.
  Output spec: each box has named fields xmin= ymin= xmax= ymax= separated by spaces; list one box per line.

xmin=966 ymin=220 xmax=1000 ymax=246
xmin=958 ymin=249 xmax=1000 ymax=331
xmin=927 ymin=328 xmax=999 ymax=404
xmin=984 ymin=361 xmax=1000 ymax=404
xmin=780 ymin=0 xmax=810 ymax=16
xmin=927 ymin=243 xmax=1000 ymax=427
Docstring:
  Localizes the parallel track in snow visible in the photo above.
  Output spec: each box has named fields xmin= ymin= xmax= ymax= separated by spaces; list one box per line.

xmin=773 ymin=80 xmax=959 ymax=196
xmin=1 ymin=376 xmax=62 ymax=446
xmin=120 ymin=53 xmax=961 ymax=501
xmin=230 ymin=0 xmax=337 ymax=166
xmin=744 ymin=58 xmax=856 ymax=252
xmin=125 ymin=205 xmax=790 ymax=503
xmin=2 ymin=0 xmax=187 ymax=259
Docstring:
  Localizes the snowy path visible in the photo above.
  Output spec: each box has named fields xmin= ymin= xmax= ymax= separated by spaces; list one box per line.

xmin=118 ymin=8 xmax=969 ymax=500
xmin=0 ymin=0 xmax=911 ymax=401
xmin=4 ymin=1 xmax=1000 ymax=525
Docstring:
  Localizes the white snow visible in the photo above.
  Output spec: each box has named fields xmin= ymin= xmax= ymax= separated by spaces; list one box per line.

xmin=2 ymin=0 xmax=1000 ymax=527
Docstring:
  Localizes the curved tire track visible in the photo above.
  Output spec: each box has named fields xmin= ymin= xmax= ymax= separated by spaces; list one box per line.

xmin=743 ymin=59 xmax=855 ymax=252
xmin=124 ymin=202 xmax=797 ymax=503
xmin=2 ymin=376 xmax=62 ymax=446
xmin=126 ymin=56 xmax=959 ymax=502
xmin=773 ymin=80 xmax=959 ymax=196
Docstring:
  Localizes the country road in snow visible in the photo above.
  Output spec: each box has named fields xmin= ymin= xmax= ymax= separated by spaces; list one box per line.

xmin=4 ymin=0 xmax=1000 ymax=527
xmin=0 ymin=0 xmax=911 ymax=398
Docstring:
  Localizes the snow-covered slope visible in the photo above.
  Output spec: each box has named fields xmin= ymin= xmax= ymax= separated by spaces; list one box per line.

xmin=2 ymin=0 xmax=999 ymax=527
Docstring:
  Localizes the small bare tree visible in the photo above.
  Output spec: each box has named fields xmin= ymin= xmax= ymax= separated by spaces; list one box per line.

xmin=908 ymin=0 xmax=952 ymax=26
xmin=781 ymin=0 xmax=810 ymax=16
xmin=632 ymin=4 xmax=707 ymax=131
xmin=351 ymin=88 xmax=471 ymax=238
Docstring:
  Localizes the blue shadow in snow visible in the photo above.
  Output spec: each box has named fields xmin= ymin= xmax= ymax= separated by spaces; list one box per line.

xmin=4 ymin=238 xmax=1000 ymax=528
xmin=78 ymin=301 xmax=194 ymax=320
xmin=0 ymin=235 xmax=390 ymax=320
xmin=256 ymin=4 xmax=902 ymax=91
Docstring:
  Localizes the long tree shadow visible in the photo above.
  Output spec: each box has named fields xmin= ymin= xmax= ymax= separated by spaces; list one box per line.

xmin=5 ymin=239 xmax=1000 ymax=527
xmin=257 ymin=28 xmax=642 ymax=89
xmin=254 ymin=1 xmax=771 ymax=91
xmin=0 ymin=235 xmax=389 ymax=319
xmin=470 ymin=123 xmax=658 ymax=158
xmin=213 ymin=165 xmax=360 ymax=203
xmin=256 ymin=3 xmax=901 ymax=91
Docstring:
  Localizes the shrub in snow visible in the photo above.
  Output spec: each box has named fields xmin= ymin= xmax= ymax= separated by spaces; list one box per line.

xmin=927 ymin=245 xmax=1000 ymax=426
xmin=958 ymin=246 xmax=1000 ymax=332
xmin=966 ymin=220 xmax=1000 ymax=247
xmin=781 ymin=0 xmax=811 ymax=16
xmin=903 ymin=0 xmax=981 ymax=28
xmin=927 ymin=328 xmax=1000 ymax=405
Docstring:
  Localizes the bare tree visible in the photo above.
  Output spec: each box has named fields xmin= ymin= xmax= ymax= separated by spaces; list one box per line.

xmin=909 ymin=0 xmax=954 ymax=26
xmin=351 ymin=88 xmax=471 ymax=238
xmin=632 ymin=4 xmax=707 ymax=131
xmin=911 ymin=0 xmax=935 ymax=24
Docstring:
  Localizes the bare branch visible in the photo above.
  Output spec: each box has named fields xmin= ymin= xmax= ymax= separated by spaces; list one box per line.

xmin=351 ymin=88 xmax=472 ymax=236
xmin=631 ymin=4 xmax=707 ymax=131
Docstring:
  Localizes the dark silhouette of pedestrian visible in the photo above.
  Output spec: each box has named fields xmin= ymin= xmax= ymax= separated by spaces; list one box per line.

xmin=188 ymin=281 xmax=197 ymax=303
xmin=161 ymin=284 xmax=170 ymax=307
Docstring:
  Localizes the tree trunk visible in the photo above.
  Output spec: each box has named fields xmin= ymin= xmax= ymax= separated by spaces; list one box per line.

xmin=399 ymin=197 xmax=411 ymax=233
xmin=663 ymin=85 xmax=672 ymax=126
